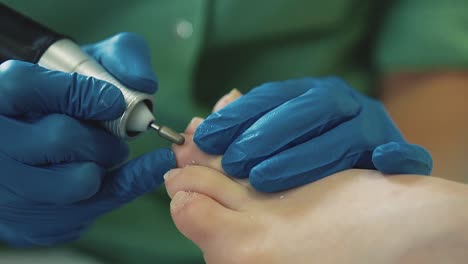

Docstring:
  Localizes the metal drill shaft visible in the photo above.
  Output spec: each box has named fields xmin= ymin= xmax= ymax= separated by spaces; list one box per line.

xmin=150 ymin=123 xmax=185 ymax=145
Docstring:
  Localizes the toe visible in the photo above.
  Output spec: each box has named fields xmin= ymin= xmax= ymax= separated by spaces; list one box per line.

xmin=172 ymin=132 xmax=223 ymax=171
xmin=184 ymin=117 xmax=204 ymax=135
xmin=165 ymin=166 xmax=249 ymax=211
xmin=170 ymin=191 xmax=244 ymax=250
xmin=212 ymin=88 xmax=242 ymax=112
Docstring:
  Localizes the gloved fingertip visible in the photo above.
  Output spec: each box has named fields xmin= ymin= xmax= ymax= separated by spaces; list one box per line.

xmin=193 ymin=121 xmax=227 ymax=155
xmin=129 ymin=148 xmax=177 ymax=187
xmin=249 ymin=173 xmax=282 ymax=193
xmin=141 ymin=148 xmax=177 ymax=182
xmin=372 ymin=142 xmax=433 ymax=175
xmin=108 ymin=148 xmax=176 ymax=202
xmin=249 ymin=162 xmax=306 ymax=193
xmin=221 ymin=152 xmax=249 ymax=179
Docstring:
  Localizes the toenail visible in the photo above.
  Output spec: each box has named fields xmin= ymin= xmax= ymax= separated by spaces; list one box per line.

xmin=171 ymin=191 xmax=193 ymax=212
xmin=164 ymin=168 xmax=181 ymax=181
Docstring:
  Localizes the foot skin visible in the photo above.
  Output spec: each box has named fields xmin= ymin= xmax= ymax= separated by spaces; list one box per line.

xmin=166 ymin=161 xmax=468 ymax=264
xmin=166 ymin=159 xmax=468 ymax=264
xmin=166 ymin=91 xmax=468 ymax=264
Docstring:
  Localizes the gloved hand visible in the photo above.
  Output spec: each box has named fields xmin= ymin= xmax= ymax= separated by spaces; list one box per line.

xmin=0 ymin=32 xmax=175 ymax=246
xmin=194 ymin=77 xmax=433 ymax=192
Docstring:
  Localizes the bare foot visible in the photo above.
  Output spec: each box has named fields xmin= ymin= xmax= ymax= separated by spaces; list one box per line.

xmin=165 ymin=164 xmax=468 ymax=263
xmin=166 ymin=90 xmax=468 ymax=264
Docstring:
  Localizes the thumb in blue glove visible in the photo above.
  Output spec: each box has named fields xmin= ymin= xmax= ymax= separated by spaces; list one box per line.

xmin=83 ymin=32 xmax=158 ymax=94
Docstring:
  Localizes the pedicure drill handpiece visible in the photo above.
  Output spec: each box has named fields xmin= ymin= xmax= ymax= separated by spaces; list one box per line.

xmin=0 ymin=3 xmax=185 ymax=145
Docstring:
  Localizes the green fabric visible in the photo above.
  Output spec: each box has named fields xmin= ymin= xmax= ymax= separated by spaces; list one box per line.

xmin=1 ymin=0 xmax=467 ymax=263
xmin=194 ymin=0 xmax=378 ymax=104
xmin=376 ymin=0 xmax=468 ymax=72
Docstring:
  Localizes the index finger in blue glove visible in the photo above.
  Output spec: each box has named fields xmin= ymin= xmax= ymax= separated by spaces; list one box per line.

xmin=221 ymin=85 xmax=360 ymax=178
xmin=244 ymin=122 xmax=361 ymax=192
xmin=83 ymin=32 xmax=158 ymax=93
xmin=0 ymin=60 xmax=126 ymax=120
xmin=246 ymin=119 xmax=431 ymax=192
xmin=80 ymin=148 xmax=176 ymax=214
xmin=194 ymin=78 xmax=324 ymax=155
xmin=250 ymin=141 xmax=433 ymax=193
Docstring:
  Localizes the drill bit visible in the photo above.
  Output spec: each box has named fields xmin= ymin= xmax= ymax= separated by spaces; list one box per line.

xmin=150 ymin=123 xmax=185 ymax=145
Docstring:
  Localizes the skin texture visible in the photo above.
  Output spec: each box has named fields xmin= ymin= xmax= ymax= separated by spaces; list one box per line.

xmin=165 ymin=166 xmax=468 ymax=264
xmin=165 ymin=91 xmax=468 ymax=264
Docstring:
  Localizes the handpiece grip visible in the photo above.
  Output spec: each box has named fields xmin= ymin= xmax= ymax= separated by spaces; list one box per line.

xmin=0 ymin=3 xmax=154 ymax=140
xmin=0 ymin=3 xmax=65 ymax=64
xmin=0 ymin=3 xmax=164 ymax=141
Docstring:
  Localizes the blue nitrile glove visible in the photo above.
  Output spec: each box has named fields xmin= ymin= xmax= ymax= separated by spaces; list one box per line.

xmin=194 ymin=77 xmax=433 ymax=192
xmin=82 ymin=32 xmax=158 ymax=94
xmin=0 ymin=33 xmax=174 ymax=246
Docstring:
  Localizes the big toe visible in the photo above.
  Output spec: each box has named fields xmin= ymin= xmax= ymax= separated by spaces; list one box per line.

xmin=170 ymin=191 xmax=245 ymax=251
xmin=164 ymin=165 xmax=255 ymax=253
xmin=165 ymin=165 xmax=249 ymax=210
xmin=165 ymin=166 xmax=272 ymax=264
